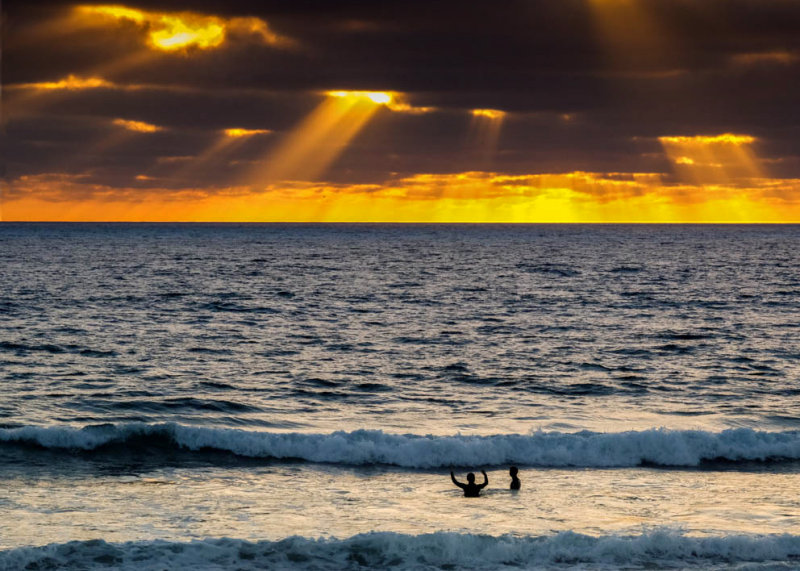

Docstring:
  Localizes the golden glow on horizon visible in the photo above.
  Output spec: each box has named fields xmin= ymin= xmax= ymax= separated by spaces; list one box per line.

xmin=77 ymin=5 xmax=286 ymax=52
xmin=224 ymin=128 xmax=272 ymax=138
xmin=6 ymin=171 xmax=800 ymax=223
xmin=112 ymin=118 xmax=162 ymax=133
xmin=659 ymin=134 xmax=763 ymax=184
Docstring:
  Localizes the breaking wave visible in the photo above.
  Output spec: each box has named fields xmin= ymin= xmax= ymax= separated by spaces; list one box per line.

xmin=2 ymin=423 xmax=800 ymax=468
xmin=2 ymin=530 xmax=800 ymax=570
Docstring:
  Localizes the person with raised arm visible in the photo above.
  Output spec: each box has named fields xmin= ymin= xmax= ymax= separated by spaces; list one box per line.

xmin=450 ymin=470 xmax=488 ymax=497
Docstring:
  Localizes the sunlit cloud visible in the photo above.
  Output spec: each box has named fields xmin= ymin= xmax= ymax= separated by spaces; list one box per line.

xmin=471 ymin=109 xmax=506 ymax=120
xmin=6 ymin=171 xmax=800 ymax=223
xmin=327 ymin=91 xmax=435 ymax=114
xmin=730 ymin=51 xmax=799 ymax=67
xmin=74 ymin=117 xmax=166 ymax=159
xmin=224 ymin=128 xmax=273 ymax=138
xmin=4 ymin=74 xmax=145 ymax=118
xmin=660 ymin=135 xmax=756 ymax=146
xmin=659 ymin=134 xmax=763 ymax=184
xmin=10 ymin=75 xmax=117 ymax=91
xmin=385 ymin=101 xmax=436 ymax=114
xmin=77 ymin=5 xmax=291 ymax=52
xmin=328 ymin=91 xmax=392 ymax=104
xmin=81 ymin=5 xmax=146 ymax=22
xmin=112 ymin=118 xmax=163 ymax=133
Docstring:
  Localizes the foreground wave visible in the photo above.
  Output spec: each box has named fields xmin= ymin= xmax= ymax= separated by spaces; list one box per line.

xmin=3 ymin=530 xmax=800 ymax=570
xmin=3 ymin=423 xmax=800 ymax=468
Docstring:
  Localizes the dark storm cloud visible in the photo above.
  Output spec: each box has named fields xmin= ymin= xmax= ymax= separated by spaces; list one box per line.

xmin=3 ymin=0 xmax=800 ymax=187
xmin=8 ymin=0 xmax=800 ymax=90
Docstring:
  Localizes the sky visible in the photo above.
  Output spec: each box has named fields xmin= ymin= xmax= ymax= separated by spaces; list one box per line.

xmin=2 ymin=0 xmax=800 ymax=222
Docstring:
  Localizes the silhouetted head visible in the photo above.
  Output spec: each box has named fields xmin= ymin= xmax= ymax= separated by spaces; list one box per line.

xmin=466 ymin=472 xmax=475 ymax=483
xmin=509 ymin=466 xmax=518 ymax=477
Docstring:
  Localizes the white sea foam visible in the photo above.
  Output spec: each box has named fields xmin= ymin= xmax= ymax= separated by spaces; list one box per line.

xmin=2 ymin=530 xmax=800 ymax=570
xmin=3 ymin=423 xmax=800 ymax=468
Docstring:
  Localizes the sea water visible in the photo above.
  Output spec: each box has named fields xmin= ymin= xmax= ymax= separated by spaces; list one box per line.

xmin=0 ymin=223 xmax=798 ymax=569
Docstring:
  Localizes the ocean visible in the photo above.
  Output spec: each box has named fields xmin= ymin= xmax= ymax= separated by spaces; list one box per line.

xmin=1 ymin=222 xmax=799 ymax=570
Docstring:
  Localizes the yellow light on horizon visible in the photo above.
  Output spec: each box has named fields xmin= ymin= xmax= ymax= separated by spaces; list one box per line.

xmin=224 ymin=128 xmax=272 ymax=138
xmin=112 ymin=118 xmax=162 ymax=133
xmin=8 ymin=170 xmax=800 ymax=223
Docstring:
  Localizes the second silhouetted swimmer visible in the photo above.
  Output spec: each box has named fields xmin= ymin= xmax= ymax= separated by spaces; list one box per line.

xmin=451 ymin=470 xmax=488 ymax=497
xmin=509 ymin=466 xmax=520 ymax=490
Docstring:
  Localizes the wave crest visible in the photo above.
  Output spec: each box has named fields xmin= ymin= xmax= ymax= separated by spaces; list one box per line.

xmin=2 ymin=423 xmax=800 ymax=468
xmin=2 ymin=530 xmax=800 ymax=570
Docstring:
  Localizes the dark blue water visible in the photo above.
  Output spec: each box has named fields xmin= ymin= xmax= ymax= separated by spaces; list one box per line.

xmin=1 ymin=223 xmax=798 ymax=433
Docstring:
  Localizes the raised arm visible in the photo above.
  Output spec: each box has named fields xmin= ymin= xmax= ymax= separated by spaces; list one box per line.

xmin=451 ymin=471 xmax=465 ymax=489
xmin=479 ymin=470 xmax=488 ymax=488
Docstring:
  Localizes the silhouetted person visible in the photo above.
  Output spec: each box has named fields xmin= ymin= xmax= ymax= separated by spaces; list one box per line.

xmin=509 ymin=466 xmax=520 ymax=490
xmin=451 ymin=470 xmax=488 ymax=497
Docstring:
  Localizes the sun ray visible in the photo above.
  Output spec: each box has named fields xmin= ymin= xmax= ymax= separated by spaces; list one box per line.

xmin=224 ymin=128 xmax=272 ymax=138
xmin=584 ymin=0 xmax=670 ymax=71
xmin=161 ymin=127 xmax=273 ymax=185
xmin=659 ymin=134 xmax=763 ymax=185
xmin=250 ymin=92 xmax=397 ymax=184
xmin=467 ymin=109 xmax=507 ymax=167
